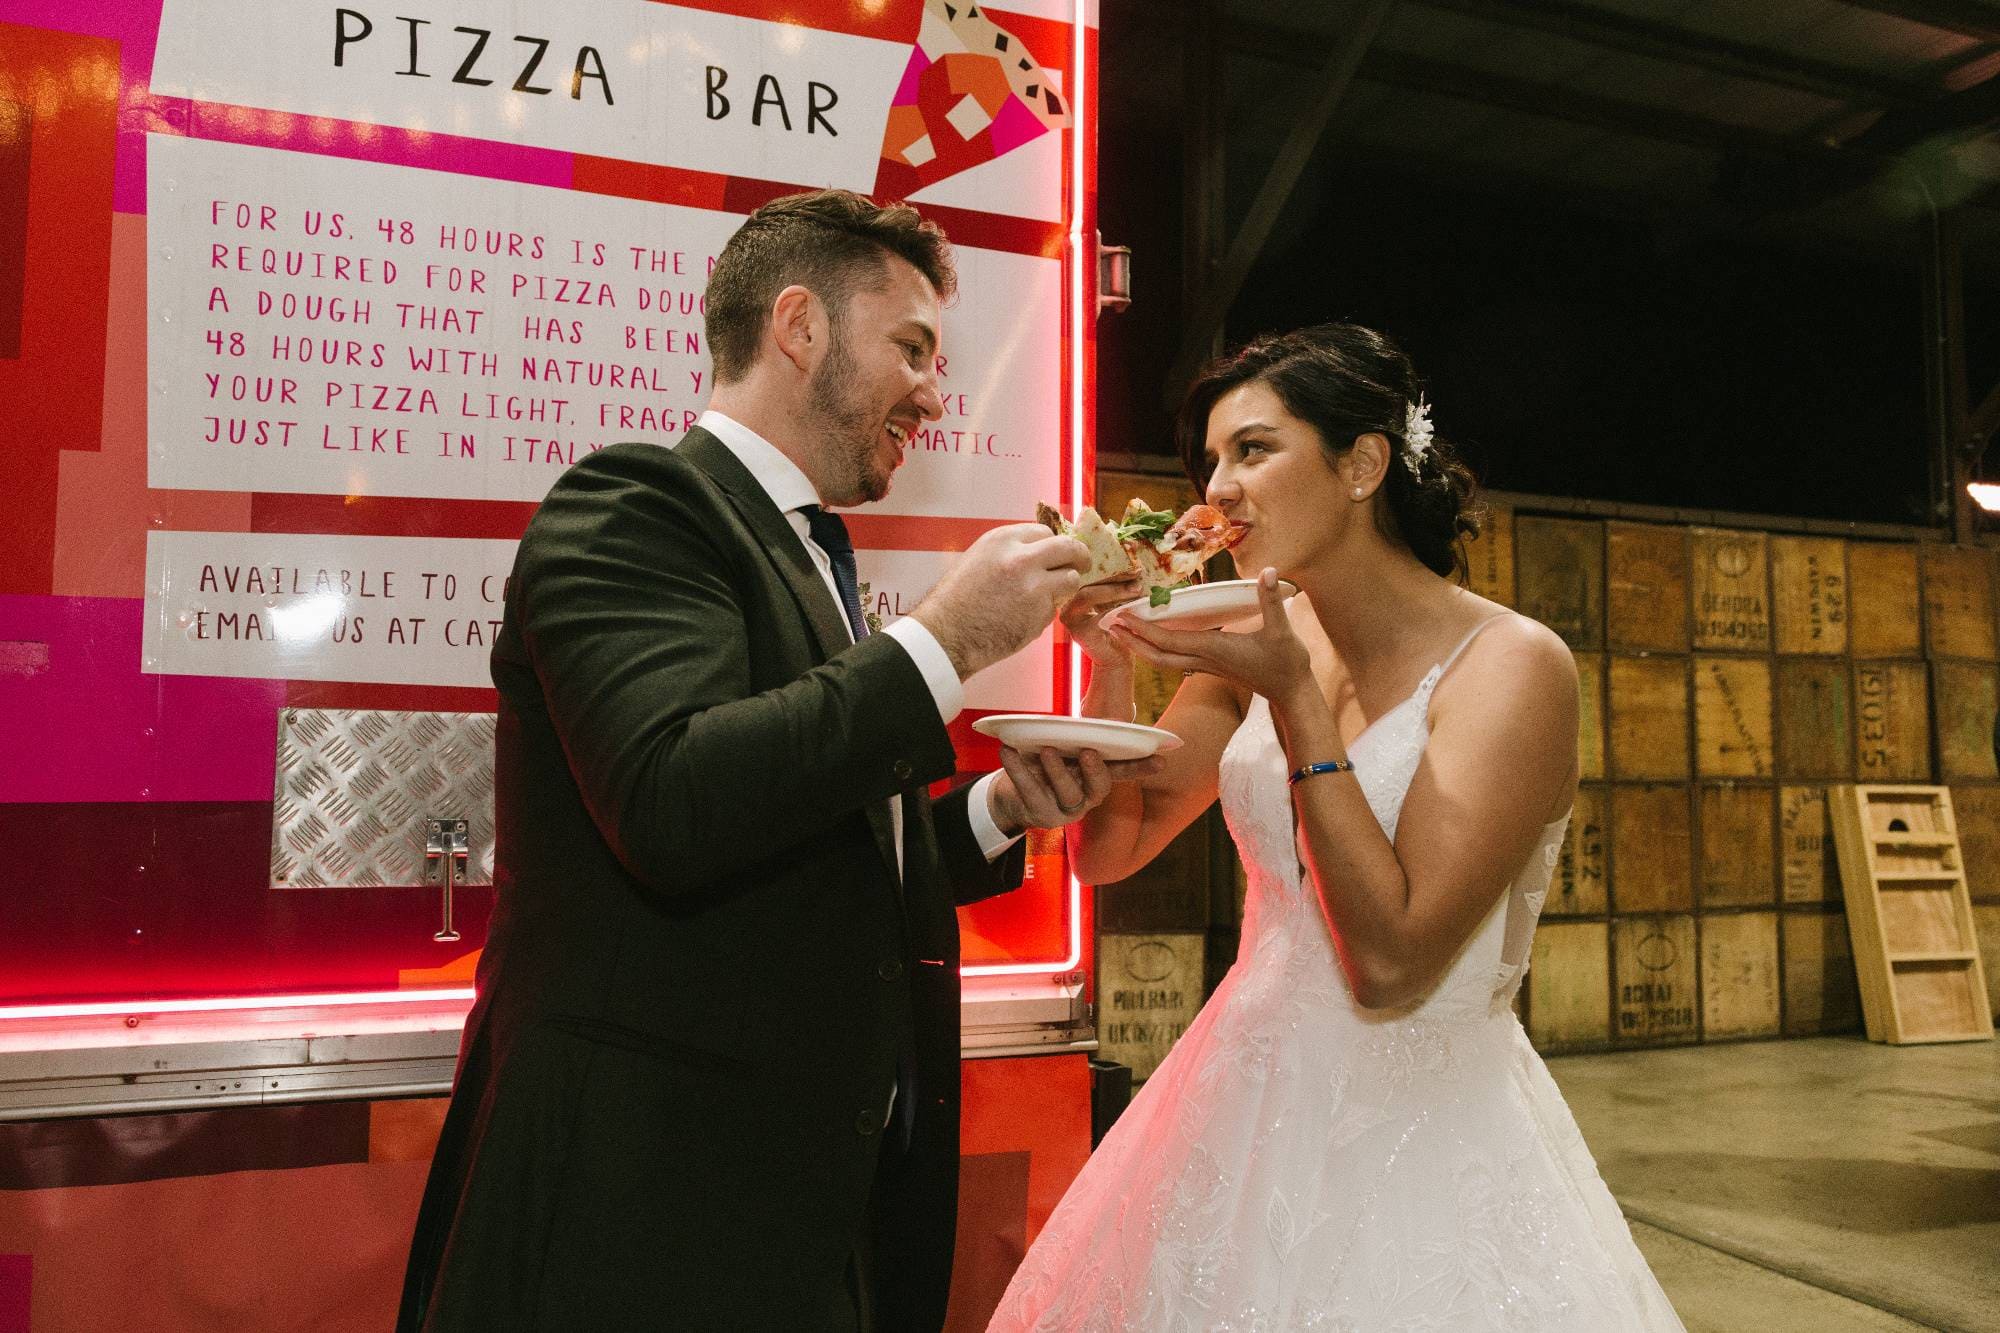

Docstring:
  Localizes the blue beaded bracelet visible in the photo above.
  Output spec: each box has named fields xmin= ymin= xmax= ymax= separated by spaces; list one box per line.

xmin=1288 ymin=759 xmax=1354 ymax=785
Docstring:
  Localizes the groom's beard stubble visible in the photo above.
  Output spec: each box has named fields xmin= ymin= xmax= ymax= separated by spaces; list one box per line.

xmin=806 ymin=325 xmax=889 ymax=506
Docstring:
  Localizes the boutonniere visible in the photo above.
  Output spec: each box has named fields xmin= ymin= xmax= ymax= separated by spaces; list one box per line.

xmin=856 ymin=580 xmax=885 ymax=634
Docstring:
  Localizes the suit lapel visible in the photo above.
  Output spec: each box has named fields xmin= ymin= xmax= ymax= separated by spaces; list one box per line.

xmin=675 ymin=428 xmax=903 ymax=884
xmin=676 ymin=428 xmax=852 ymax=664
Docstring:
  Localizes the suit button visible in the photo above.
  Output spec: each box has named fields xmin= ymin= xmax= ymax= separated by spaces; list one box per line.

xmin=892 ymin=759 xmax=914 ymax=782
xmin=855 ymin=1110 xmax=880 ymax=1136
xmin=878 ymin=959 xmax=904 ymax=982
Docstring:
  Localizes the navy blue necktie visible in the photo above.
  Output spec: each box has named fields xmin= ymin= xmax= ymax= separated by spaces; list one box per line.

xmin=801 ymin=505 xmax=870 ymax=642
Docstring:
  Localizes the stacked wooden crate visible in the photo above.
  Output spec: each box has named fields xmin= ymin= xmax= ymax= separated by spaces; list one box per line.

xmin=1916 ymin=546 xmax=2000 ymax=1028
xmin=1475 ymin=506 xmax=2000 ymax=1051
xmin=1086 ymin=467 xmax=2000 ymax=1064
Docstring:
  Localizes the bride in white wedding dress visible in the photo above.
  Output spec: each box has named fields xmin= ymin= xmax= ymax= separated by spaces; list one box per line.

xmin=990 ymin=324 xmax=1682 ymax=1332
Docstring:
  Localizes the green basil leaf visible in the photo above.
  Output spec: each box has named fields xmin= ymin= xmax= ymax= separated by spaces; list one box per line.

xmin=1115 ymin=508 xmax=1174 ymax=543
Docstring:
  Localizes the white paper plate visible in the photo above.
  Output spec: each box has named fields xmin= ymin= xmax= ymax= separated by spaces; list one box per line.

xmin=971 ymin=714 xmax=1183 ymax=761
xmin=1114 ymin=578 xmax=1298 ymax=632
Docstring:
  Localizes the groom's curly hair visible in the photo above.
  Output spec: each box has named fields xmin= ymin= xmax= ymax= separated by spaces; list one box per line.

xmin=1176 ymin=322 xmax=1483 ymax=580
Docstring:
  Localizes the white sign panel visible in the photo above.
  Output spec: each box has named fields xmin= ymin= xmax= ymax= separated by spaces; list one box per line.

xmin=151 ymin=0 xmax=905 ymax=190
xmin=147 ymin=134 xmax=1059 ymax=518
xmin=144 ymin=530 xmax=519 ymax=687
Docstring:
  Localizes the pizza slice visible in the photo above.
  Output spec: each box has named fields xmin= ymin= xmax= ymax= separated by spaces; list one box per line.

xmin=1036 ymin=501 xmax=1134 ymax=585
xmin=1036 ymin=498 xmax=1249 ymax=604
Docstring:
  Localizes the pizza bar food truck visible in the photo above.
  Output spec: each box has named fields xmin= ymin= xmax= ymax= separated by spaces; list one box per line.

xmin=0 ymin=1 xmax=1108 ymax=1324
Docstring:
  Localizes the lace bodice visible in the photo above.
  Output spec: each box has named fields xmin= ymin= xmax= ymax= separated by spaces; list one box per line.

xmin=1220 ymin=658 xmax=1570 ymax=1030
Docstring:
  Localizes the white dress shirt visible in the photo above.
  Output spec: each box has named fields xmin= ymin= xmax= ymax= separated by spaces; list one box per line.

xmin=695 ymin=411 xmax=1022 ymax=870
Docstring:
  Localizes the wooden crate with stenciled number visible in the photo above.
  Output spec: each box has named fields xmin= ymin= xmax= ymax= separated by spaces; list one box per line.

xmin=1770 ymin=535 xmax=1848 ymax=656
xmin=1096 ymin=933 xmax=1206 ymax=1082
xmin=1613 ymin=914 xmax=1699 ymax=1046
xmin=1780 ymin=785 xmax=1839 ymax=905
xmin=1547 ymin=785 xmax=1608 ymax=916
xmin=1691 ymin=528 xmax=1772 ymax=653
xmin=1854 ymin=660 xmax=1932 ymax=783
xmin=1502 ymin=509 xmax=2000 ymax=1053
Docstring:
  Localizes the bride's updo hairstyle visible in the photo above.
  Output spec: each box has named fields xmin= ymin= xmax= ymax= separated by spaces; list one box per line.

xmin=1176 ymin=322 xmax=1482 ymax=579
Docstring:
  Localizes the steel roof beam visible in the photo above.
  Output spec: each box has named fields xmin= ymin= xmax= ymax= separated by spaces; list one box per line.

xmin=1410 ymin=0 xmax=1934 ymax=109
xmin=1723 ymin=68 xmax=2000 ymax=212
xmin=1165 ymin=0 xmax=1397 ymax=404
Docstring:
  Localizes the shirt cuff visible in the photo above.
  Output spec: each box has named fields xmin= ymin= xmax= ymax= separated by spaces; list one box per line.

xmin=966 ymin=771 xmax=1025 ymax=862
xmin=883 ymin=616 xmax=964 ymax=724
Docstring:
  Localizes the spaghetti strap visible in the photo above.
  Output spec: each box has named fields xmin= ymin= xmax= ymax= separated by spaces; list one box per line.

xmin=1435 ymin=612 xmax=1512 ymax=681
xmin=1408 ymin=613 xmax=1513 ymax=713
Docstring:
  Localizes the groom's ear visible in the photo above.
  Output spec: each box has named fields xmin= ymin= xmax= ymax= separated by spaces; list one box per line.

xmin=1346 ymin=432 xmax=1392 ymax=496
xmin=768 ymin=284 xmax=824 ymax=375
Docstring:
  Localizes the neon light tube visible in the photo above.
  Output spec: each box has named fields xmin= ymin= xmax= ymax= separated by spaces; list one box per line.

xmin=0 ymin=987 xmax=476 ymax=1022
xmin=963 ymin=0 xmax=1091 ymax=981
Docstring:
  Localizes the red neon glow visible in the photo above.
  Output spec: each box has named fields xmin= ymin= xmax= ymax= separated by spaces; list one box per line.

xmin=963 ymin=0 xmax=1093 ymax=982
xmin=0 ymin=987 xmax=476 ymax=1022
xmin=0 ymin=3 xmax=1097 ymax=1018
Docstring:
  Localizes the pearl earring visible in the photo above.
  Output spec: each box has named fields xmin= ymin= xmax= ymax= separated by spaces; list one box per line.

xmin=1353 ymin=487 xmax=1364 ymax=499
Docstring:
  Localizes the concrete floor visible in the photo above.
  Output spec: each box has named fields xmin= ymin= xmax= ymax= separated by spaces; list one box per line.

xmin=1549 ymin=1035 xmax=2000 ymax=1333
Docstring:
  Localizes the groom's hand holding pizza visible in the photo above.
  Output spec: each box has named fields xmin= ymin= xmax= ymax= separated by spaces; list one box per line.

xmin=912 ymin=525 xmax=1166 ymax=833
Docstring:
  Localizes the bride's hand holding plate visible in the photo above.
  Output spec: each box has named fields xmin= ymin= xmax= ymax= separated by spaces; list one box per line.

xmin=1107 ymin=567 xmax=1312 ymax=702
xmin=1059 ymin=573 xmax=1143 ymax=666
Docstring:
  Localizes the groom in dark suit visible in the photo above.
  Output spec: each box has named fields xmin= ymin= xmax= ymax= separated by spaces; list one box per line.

xmin=399 ymin=190 xmax=1149 ymax=1331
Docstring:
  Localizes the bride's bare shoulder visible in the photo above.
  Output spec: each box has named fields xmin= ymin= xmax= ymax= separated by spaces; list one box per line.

xmin=1442 ymin=609 xmax=1576 ymax=710
xmin=1481 ymin=608 xmax=1571 ymax=663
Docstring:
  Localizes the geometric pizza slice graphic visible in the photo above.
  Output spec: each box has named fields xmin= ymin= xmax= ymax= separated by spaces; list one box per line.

xmin=879 ymin=0 xmax=1072 ymax=197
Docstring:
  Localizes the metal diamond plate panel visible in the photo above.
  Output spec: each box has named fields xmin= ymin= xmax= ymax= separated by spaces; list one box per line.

xmin=271 ymin=709 xmax=495 ymax=889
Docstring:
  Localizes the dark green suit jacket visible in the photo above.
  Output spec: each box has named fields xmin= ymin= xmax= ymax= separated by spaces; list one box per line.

xmin=399 ymin=429 xmax=1026 ymax=1331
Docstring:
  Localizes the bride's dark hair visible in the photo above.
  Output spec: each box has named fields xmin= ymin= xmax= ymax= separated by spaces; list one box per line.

xmin=1175 ymin=322 xmax=1482 ymax=579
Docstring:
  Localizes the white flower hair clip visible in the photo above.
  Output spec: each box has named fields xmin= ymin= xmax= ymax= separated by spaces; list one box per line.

xmin=1402 ymin=396 xmax=1434 ymax=476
